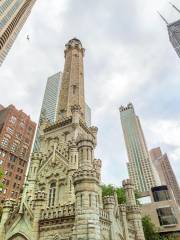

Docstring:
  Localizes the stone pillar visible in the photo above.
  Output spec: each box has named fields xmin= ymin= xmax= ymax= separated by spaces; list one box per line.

xmin=72 ymin=135 xmax=100 ymax=240
xmin=103 ymin=196 xmax=116 ymax=239
xmin=122 ymin=179 xmax=136 ymax=205
xmin=123 ymin=179 xmax=145 ymax=240
xmin=25 ymin=153 xmax=42 ymax=200
xmin=0 ymin=199 xmax=16 ymax=239
xmin=32 ymin=191 xmax=46 ymax=240
xmin=119 ymin=205 xmax=129 ymax=240
xmin=68 ymin=139 xmax=78 ymax=202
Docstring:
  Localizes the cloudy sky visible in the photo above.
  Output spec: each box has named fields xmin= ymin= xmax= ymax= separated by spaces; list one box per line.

xmin=1 ymin=0 xmax=180 ymax=186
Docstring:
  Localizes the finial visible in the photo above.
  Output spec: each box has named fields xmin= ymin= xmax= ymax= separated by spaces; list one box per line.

xmin=157 ymin=11 xmax=168 ymax=25
xmin=169 ymin=2 xmax=180 ymax=13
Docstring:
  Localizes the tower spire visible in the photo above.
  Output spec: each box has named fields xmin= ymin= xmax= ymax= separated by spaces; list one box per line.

xmin=58 ymin=38 xmax=85 ymax=122
xmin=157 ymin=11 xmax=168 ymax=25
xmin=169 ymin=2 xmax=180 ymax=13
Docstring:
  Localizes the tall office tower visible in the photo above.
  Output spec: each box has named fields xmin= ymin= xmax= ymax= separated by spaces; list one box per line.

xmin=159 ymin=3 xmax=180 ymax=58
xmin=85 ymin=103 xmax=91 ymax=127
xmin=0 ymin=104 xmax=36 ymax=202
xmin=150 ymin=147 xmax=180 ymax=207
xmin=0 ymin=0 xmax=36 ymax=66
xmin=120 ymin=103 xmax=157 ymax=192
xmin=33 ymin=72 xmax=62 ymax=152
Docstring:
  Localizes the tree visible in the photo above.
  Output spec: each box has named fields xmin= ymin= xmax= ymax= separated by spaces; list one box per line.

xmin=101 ymin=184 xmax=126 ymax=204
xmin=101 ymin=184 xmax=141 ymax=204
xmin=142 ymin=215 xmax=159 ymax=240
xmin=0 ymin=167 xmax=3 ymax=190
xmin=142 ymin=215 xmax=175 ymax=240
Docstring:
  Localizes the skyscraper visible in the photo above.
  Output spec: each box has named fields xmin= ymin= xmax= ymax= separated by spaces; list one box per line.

xmin=0 ymin=104 xmax=36 ymax=202
xmin=0 ymin=0 xmax=36 ymax=66
xmin=120 ymin=103 xmax=157 ymax=192
xmin=150 ymin=147 xmax=180 ymax=207
xmin=159 ymin=3 xmax=180 ymax=58
xmin=33 ymin=72 xmax=62 ymax=152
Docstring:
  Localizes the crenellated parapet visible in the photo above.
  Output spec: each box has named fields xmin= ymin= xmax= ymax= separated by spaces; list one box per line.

xmin=119 ymin=103 xmax=134 ymax=113
xmin=40 ymin=203 xmax=75 ymax=221
xmin=103 ymin=196 xmax=115 ymax=207
xmin=122 ymin=179 xmax=136 ymax=206
xmin=73 ymin=169 xmax=99 ymax=185
xmin=31 ymin=152 xmax=44 ymax=160
xmin=119 ymin=204 xmax=127 ymax=213
xmin=122 ymin=179 xmax=135 ymax=190
xmin=2 ymin=199 xmax=16 ymax=209
xmin=127 ymin=205 xmax=141 ymax=214
xmin=64 ymin=38 xmax=85 ymax=57
xmin=33 ymin=191 xmax=47 ymax=207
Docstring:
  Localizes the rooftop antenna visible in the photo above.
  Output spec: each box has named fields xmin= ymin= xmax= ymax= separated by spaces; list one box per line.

xmin=169 ymin=2 xmax=180 ymax=14
xmin=157 ymin=11 xmax=168 ymax=24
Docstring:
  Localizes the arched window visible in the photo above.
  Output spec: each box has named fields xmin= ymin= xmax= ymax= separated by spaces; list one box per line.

xmin=48 ymin=182 xmax=56 ymax=207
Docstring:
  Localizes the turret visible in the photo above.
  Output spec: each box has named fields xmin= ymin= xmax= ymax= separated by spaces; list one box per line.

xmin=123 ymin=179 xmax=145 ymax=240
xmin=72 ymin=134 xmax=101 ymax=240
xmin=0 ymin=199 xmax=16 ymax=239
xmin=32 ymin=191 xmax=47 ymax=240
xmin=26 ymin=152 xmax=43 ymax=198
xmin=122 ymin=179 xmax=136 ymax=205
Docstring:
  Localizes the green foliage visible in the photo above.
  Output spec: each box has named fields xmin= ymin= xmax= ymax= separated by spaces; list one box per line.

xmin=101 ymin=184 xmax=126 ymax=204
xmin=142 ymin=215 xmax=159 ymax=240
xmin=0 ymin=168 xmax=3 ymax=190
xmin=142 ymin=215 xmax=175 ymax=240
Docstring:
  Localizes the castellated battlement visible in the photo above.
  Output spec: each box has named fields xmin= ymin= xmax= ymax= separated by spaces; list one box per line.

xmin=40 ymin=203 xmax=75 ymax=221
xmin=89 ymin=126 xmax=98 ymax=135
xmin=127 ymin=205 xmax=141 ymax=214
xmin=71 ymin=104 xmax=81 ymax=113
xmin=73 ymin=169 xmax=99 ymax=183
xmin=3 ymin=199 xmax=16 ymax=208
xmin=122 ymin=179 xmax=135 ymax=189
xmin=119 ymin=204 xmax=127 ymax=213
xmin=31 ymin=152 xmax=43 ymax=160
xmin=34 ymin=191 xmax=47 ymax=201
xmin=119 ymin=103 xmax=134 ymax=112
xmin=103 ymin=196 xmax=115 ymax=205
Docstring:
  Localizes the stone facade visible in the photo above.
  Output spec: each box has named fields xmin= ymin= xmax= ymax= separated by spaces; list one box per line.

xmin=0 ymin=38 xmax=145 ymax=240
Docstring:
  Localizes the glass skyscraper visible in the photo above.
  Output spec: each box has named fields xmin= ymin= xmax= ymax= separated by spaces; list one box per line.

xmin=159 ymin=3 xmax=180 ymax=58
xmin=120 ymin=103 xmax=157 ymax=192
xmin=0 ymin=0 xmax=36 ymax=66
xmin=33 ymin=72 xmax=62 ymax=152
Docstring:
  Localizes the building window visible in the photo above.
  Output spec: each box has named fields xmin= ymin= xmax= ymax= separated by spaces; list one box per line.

xmin=157 ymin=207 xmax=178 ymax=226
xmin=19 ymin=122 xmax=25 ymax=128
xmin=152 ymin=186 xmax=170 ymax=202
xmin=10 ymin=155 xmax=17 ymax=162
xmin=1 ymin=137 xmax=9 ymax=146
xmin=48 ymin=182 xmax=56 ymax=207
xmin=7 ymin=127 xmax=14 ymax=135
xmin=9 ymin=116 xmax=17 ymax=124
xmin=11 ymin=142 xmax=18 ymax=152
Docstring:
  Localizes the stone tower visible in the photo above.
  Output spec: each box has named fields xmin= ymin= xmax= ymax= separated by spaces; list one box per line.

xmin=58 ymin=38 xmax=85 ymax=122
xmin=0 ymin=38 xmax=145 ymax=240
